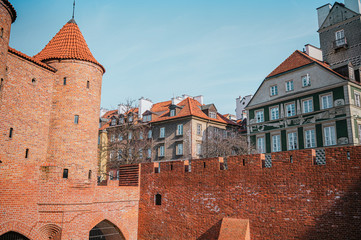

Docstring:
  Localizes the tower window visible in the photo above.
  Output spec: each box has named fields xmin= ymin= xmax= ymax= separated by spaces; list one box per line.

xmin=25 ymin=149 xmax=29 ymax=158
xmin=9 ymin=128 xmax=13 ymax=138
xmin=32 ymin=78 xmax=36 ymax=84
xmin=63 ymin=169 xmax=69 ymax=179
xmin=0 ymin=78 xmax=3 ymax=91
xmin=63 ymin=77 xmax=67 ymax=85
xmin=0 ymin=28 xmax=3 ymax=38
xmin=87 ymin=81 xmax=90 ymax=88
xmin=155 ymin=194 xmax=162 ymax=205
xmin=74 ymin=115 xmax=79 ymax=124
xmin=88 ymin=170 xmax=92 ymax=179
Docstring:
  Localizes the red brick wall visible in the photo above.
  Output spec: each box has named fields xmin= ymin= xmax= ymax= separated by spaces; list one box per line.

xmin=138 ymin=146 xmax=361 ymax=240
xmin=0 ymin=0 xmax=12 ymax=79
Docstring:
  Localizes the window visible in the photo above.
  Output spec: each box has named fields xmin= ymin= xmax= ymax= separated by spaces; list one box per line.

xmin=305 ymin=129 xmax=316 ymax=148
xmin=358 ymin=125 xmax=361 ymax=143
xmin=31 ymin=78 xmax=36 ymax=84
xmin=286 ymin=80 xmax=294 ymax=92
xmin=324 ymin=126 xmax=336 ymax=146
xmin=88 ymin=170 xmax=92 ymax=179
xmin=128 ymin=115 xmax=133 ymax=122
xmin=321 ymin=94 xmax=333 ymax=109
xmin=119 ymin=117 xmax=124 ymax=124
xmin=111 ymin=119 xmax=116 ymax=126
xmin=9 ymin=127 xmax=13 ymax=138
xmin=109 ymin=171 xmax=113 ymax=180
xmin=110 ymin=134 xmax=115 ymax=142
xmin=143 ymin=115 xmax=151 ymax=122
xmin=139 ymin=131 xmax=143 ymax=140
xmin=148 ymin=130 xmax=152 ymax=139
xmin=63 ymin=169 xmax=69 ymax=179
xmin=128 ymin=131 xmax=132 ymax=140
xmin=0 ymin=78 xmax=3 ymax=91
xmin=302 ymin=74 xmax=311 ymax=87
xmin=270 ymin=106 xmax=279 ymax=120
xmin=286 ymin=103 xmax=296 ymax=117
xmin=197 ymin=143 xmax=202 ymax=155
xmin=0 ymin=28 xmax=3 ymax=38
xmin=129 ymin=148 xmax=132 ymax=157
xmin=177 ymin=124 xmax=183 ymax=135
xmin=87 ymin=81 xmax=90 ymax=88
xmin=118 ymin=150 xmax=122 ymax=160
xmin=270 ymin=85 xmax=278 ymax=96
xmin=176 ymin=143 xmax=183 ymax=155
xmin=116 ymin=170 xmax=119 ymax=180
xmin=256 ymin=110 xmax=264 ymax=123
xmin=25 ymin=149 xmax=29 ymax=158
xmin=147 ymin=148 xmax=152 ymax=158
xmin=170 ymin=109 xmax=176 ymax=117
xmin=158 ymin=145 xmax=165 ymax=157
xmin=74 ymin=115 xmax=79 ymax=124
xmin=272 ymin=135 xmax=281 ymax=152
xmin=288 ymin=132 xmax=298 ymax=150
xmin=209 ymin=112 xmax=217 ymax=119
xmin=355 ymin=92 xmax=361 ymax=107
xmin=139 ymin=149 xmax=143 ymax=158
xmin=155 ymin=194 xmax=162 ymax=205
xmin=302 ymin=99 xmax=313 ymax=113
xmin=118 ymin=134 xmax=123 ymax=141
xmin=63 ymin=77 xmax=67 ymax=85
xmin=257 ymin=137 xmax=265 ymax=154
xmin=160 ymin=127 xmax=165 ymax=138
xmin=197 ymin=124 xmax=202 ymax=135
xmin=335 ymin=29 xmax=346 ymax=47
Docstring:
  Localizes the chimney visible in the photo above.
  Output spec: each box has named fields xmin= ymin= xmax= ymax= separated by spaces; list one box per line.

xmin=193 ymin=95 xmax=204 ymax=105
xmin=172 ymin=97 xmax=182 ymax=105
xmin=138 ymin=97 xmax=153 ymax=118
xmin=305 ymin=44 xmax=323 ymax=61
xmin=345 ymin=0 xmax=361 ymax=14
xmin=118 ymin=104 xmax=127 ymax=115
xmin=317 ymin=3 xmax=332 ymax=28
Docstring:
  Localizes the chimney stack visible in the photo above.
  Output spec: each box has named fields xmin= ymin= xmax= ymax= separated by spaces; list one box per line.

xmin=345 ymin=0 xmax=361 ymax=14
xmin=305 ymin=44 xmax=323 ymax=61
xmin=317 ymin=3 xmax=332 ymax=28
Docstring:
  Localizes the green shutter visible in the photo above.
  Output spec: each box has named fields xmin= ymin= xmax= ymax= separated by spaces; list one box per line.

xmin=298 ymin=127 xmax=304 ymax=149
xmin=266 ymin=133 xmax=271 ymax=153
xmin=281 ymin=130 xmax=287 ymax=151
xmin=336 ymin=119 xmax=348 ymax=138
xmin=316 ymin=124 xmax=323 ymax=147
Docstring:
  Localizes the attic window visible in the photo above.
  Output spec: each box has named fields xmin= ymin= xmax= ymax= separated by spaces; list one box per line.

xmin=111 ymin=119 xmax=117 ymax=126
xmin=170 ymin=109 xmax=176 ymax=117
xmin=209 ymin=112 xmax=217 ymax=119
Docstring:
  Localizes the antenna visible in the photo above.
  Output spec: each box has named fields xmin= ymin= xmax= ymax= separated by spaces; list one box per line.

xmin=72 ymin=0 xmax=76 ymax=19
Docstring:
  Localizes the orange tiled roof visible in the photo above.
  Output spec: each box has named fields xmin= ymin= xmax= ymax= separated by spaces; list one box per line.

xmin=151 ymin=97 xmax=236 ymax=125
xmin=34 ymin=19 xmax=105 ymax=73
xmin=2 ymin=0 xmax=17 ymax=23
xmin=266 ymin=50 xmax=347 ymax=79
xmin=8 ymin=47 xmax=57 ymax=72
xmin=150 ymin=100 xmax=172 ymax=113
xmin=101 ymin=110 xmax=118 ymax=119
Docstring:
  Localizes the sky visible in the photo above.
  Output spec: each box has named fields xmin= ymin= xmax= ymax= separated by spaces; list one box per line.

xmin=9 ymin=0 xmax=330 ymax=114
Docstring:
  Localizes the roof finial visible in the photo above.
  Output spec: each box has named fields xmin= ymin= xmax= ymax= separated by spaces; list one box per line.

xmin=72 ymin=0 xmax=76 ymax=19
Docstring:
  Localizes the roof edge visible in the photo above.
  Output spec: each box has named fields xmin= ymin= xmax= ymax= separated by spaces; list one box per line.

xmin=40 ymin=57 xmax=105 ymax=73
xmin=1 ymin=0 xmax=17 ymax=23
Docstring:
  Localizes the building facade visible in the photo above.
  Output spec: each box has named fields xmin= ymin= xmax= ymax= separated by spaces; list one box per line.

xmin=247 ymin=0 xmax=361 ymax=154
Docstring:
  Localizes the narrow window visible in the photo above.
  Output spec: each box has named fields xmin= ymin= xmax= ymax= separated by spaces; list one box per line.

xmin=63 ymin=169 xmax=69 ymax=179
xmin=257 ymin=137 xmax=265 ymax=153
xmin=170 ymin=164 xmax=173 ymax=171
xmin=155 ymin=166 xmax=160 ymax=173
xmin=243 ymin=159 xmax=246 ymax=166
xmin=155 ymin=194 xmax=162 ymax=205
xmin=185 ymin=164 xmax=189 ymax=172
xmin=9 ymin=128 xmax=13 ymax=138
xmin=31 ymin=78 xmax=36 ymax=84
xmin=88 ymin=170 xmax=92 ymax=179
xmin=347 ymin=151 xmax=350 ymax=160
xmin=87 ymin=81 xmax=90 ymax=88
xmin=176 ymin=124 xmax=183 ymax=135
xmin=288 ymin=132 xmax=298 ymax=150
xmin=203 ymin=162 xmax=206 ymax=168
xmin=0 ymin=28 xmax=3 ymax=38
xmin=160 ymin=127 xmax=165 ymax=138
xmin=63 ymin=77 xmax=67 ymax=85
xmin=290 ymin=155 xmax=293 ymax=163
xmin=0 ymin=78 xmax=3 ymax=91
xmin=74 ymin=115 xmax=79 ymax=124
xmin=197 ymin=124 xmax=202 ymax=135
xmin=176 ymin=143 xmax=183 ymax=155
xmin=25 ymin=149 xmax=29 ymax=158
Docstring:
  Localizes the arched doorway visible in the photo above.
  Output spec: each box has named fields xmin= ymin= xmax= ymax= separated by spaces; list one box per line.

xmin=89 ymin=220 xmax=125 ymax=240
xmin=0 ymin=231 xmax=30 ymax=240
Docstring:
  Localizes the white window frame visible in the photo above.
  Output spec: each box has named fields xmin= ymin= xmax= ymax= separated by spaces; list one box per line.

xmin=270 ymin=106 xmax=279 ymax=120
xmin=197 ymin=124 xmax=202 ymax=135
xmin=196 ymin=143 xmax=202 ymax=155
xmin=209 ymin=112 xmax=217 ymax=119
xmin=128 ymin=115 xmax=133 ymax=122
xmin=148 ymin=130 xmax=152 ymax=139
xmin=170 ymin=109 xmax=176 ymax=117
xmin=287 ymin=131 xmax=298 ymax=150
xmin=302 ymin=74 xmax=311 ymax=87
xmin=285 ymin=80 xmax=294 ymax=92
xmin=147 ymin=148 xmax=152 ymax=159
xmin=335 ymin=29 xmax=345 ymax=46
xmin=177 ymin=124 xmax=183 ymax=136
xmin=270 ymin=85 xmax=278 ymax=96
xmin=285 ymin=102 xmax=296 ymax=117
xmin=158 ymin=145 xmax=165 ymax=157
xmin=272 ymin=134 xmax=281 ymax=152
xmin=257 ymin=136 xmax=265 ymax=154
xmin=255 ymin=110 xmax=264 ymax=123
xmin=304 ymin=129 xmax=316 ymax=148
xmin=160 ymin=127 xmax=165 ymax=138
xmin=355 ymin=91 xmax=361 ymax=107
xmin=324 ymin=125 xmax=336 ymax=146
xmin=302 ymin=98 xmax=313 ymax=114
xmin=320 ymin=93 xmax=333 ymax=110
xmin=176 ymin=143 xmax=183 ymax=155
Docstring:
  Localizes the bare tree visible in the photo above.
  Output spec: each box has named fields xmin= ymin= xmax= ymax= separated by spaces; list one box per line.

xmin=99 ymin=99 xmax=152 ymax=172
xmin=201 ymin=126 xmax=255 ymax=158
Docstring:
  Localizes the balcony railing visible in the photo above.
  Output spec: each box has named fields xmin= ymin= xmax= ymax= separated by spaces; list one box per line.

xmin=334 ymin=37 xmax=347 ymax=49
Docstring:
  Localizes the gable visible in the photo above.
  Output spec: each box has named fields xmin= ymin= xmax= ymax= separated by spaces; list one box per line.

xmin=320 ymin=3 xmax=360 ymax=29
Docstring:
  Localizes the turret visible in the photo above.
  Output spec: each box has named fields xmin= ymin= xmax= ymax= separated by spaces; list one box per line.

xmin=34 ymin=18 xmax=105 ymax=182
xmin=0 ymin=0 xmax=16 ymax=87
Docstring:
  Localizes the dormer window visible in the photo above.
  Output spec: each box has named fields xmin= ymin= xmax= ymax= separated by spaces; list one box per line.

xmin=119 ymin=117 xmax=124 ymax=124
xmin=143 ymin=114 xmax=152 ymax=122
xmin=170 ymin=109 xmax=176 ymax=117
xmin=111 ymin=118 xmax=117 ymax=126
xmin=128 ymin=115 xmax=133 ymax=122
xmin=209 ymin=112 xmax=217 ymax=119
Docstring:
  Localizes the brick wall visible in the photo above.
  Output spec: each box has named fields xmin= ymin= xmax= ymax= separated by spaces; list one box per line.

xmin=138 ymin=146 xmax=361 ymax=240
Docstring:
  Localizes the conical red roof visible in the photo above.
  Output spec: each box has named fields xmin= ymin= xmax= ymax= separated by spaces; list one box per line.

xmin=34 ymin=19 xmax=105 ymax=72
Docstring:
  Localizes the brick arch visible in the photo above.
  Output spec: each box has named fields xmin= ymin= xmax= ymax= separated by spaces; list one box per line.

xmin=88 ymin=215 xmax=130 ymax=240
xmin=37 ymin=223 xmax=62 ymax=240
xmin=0 ymin=221 xmax=37 ymax=240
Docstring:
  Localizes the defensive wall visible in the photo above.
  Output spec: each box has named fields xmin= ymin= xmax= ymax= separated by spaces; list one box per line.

xmin=137 ymin=146 xmax=361 ymax=240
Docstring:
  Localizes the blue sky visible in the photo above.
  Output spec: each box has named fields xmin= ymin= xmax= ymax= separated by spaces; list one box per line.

xmin=10 ymin=0 xmax=329 ymax=114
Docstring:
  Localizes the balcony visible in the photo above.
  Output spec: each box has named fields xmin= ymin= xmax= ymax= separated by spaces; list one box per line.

xmin=334 ymin=37 xmax=348 ymax=50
